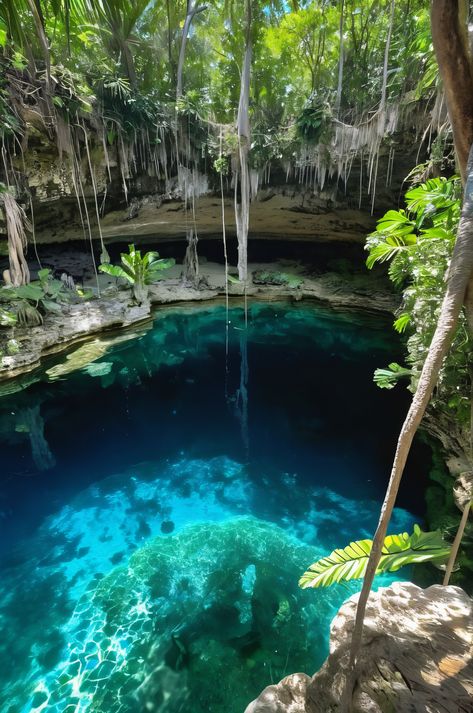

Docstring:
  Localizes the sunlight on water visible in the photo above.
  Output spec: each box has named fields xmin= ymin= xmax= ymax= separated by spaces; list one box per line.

xmin=0 ymin=302 xmax=428 ymax=713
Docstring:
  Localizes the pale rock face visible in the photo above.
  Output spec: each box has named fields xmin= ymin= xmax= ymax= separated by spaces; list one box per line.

xmin=245 ymin=583 xmax=473 ymax=713
xmin=244 ymin=673 xmax=310 ymax=713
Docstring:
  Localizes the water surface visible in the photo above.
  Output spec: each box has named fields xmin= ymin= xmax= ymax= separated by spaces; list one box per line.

xmin=0 ymin=301 xmax=429 ymax=713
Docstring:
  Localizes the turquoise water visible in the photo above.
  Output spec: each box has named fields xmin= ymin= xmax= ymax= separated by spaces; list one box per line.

xmin=0 ymin=301 xmax=428 ymax=713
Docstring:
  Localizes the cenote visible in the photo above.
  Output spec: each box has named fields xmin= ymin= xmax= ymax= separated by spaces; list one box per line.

xmin=0 ymin=300 xmax=431 ymax=713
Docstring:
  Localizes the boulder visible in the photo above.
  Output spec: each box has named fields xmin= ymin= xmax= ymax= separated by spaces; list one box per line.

xmin=246 ymin=582 xmax=473 ymax=713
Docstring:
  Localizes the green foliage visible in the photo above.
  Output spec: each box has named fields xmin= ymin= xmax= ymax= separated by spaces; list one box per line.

xmin=213 ymin=156 xmax=229 ymax=175
xmin=0 ymin=306 xmax=16 ymax=327
xmin=252 ymin=270 xmax=303 ymax=289
xmin=365 ymin=174 xmax=471 ymax=425
xmin=295 ymin=98 xmax=329 ymax=145
xmin=0 ymin=269 xmax=86 ymax=327
xmin=99 ymin=244 xmax=175 ymax=303
xmin=299 ymin=525 xmax=451 ymax=589
xmin=0 ymin=0 xmax=437 ymax=178
xmin=393 ymin=312 xmax=411 ymax=333
xmin=373 ymin=362 xmax=412 ymax=390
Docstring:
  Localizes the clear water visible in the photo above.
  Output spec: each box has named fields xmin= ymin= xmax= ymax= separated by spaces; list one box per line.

xmin=0 ymin=301 xmax=429 ymax=713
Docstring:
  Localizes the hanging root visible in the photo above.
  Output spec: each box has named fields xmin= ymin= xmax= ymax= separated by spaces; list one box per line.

xmin=182 ymin=227 xmax=199 ymax=284
xmin=1 ymin=192 xmax=31 ymax=286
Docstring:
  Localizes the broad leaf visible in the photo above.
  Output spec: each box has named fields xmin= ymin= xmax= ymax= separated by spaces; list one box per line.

xmin=373 ymin=362 xmax=411 ymax=389
xmin=14 ymin=284 xmax=44 ymax=302
xmin=99 ymin=264 xmax=133 ymax=283
xmin=366 ymin=243 xmax=409 ymax=269
xmin=41 ymin=298 xmax=62 ymax=313
xmin=393 ymin=313 xmax=411 ymax=333
xmin=299 ymin=525 xmax=450 ymax=588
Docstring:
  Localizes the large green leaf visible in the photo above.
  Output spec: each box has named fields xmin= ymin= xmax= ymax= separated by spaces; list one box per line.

xmin=99 ymin=263 xmax=133 ymax=283
xmin=373 ymin=362 xmax=412 ymax=389
xmin=299 ymin=525 xmax=451 ymax=589
xmin=375 ymin=210 xmax=415 ymax=236
xmin=366 ymin=240 xmax=413 ymax=269
xmin=14 ymin=284 xmax=44 ymax=302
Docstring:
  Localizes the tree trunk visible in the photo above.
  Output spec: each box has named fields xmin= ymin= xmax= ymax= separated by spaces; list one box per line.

xmin=379 ymin=0 xmax=395 ymax=114
xmin=176 ymin=2 xmax=207 ymax=284
xmin=342 ymin=145 xmax=473 ymax=710
xmin=443 ymin=498 xmax=472 ymax=585
xmin=166 ymin=0 xmax=175 ymax=85
xmin=431 ymin=0 xmax=473 ymax=182
xmin=335 ymin=0 xmax=345 ymax=117
xmin=121 ymin=39 xmax=138 ymax=92
xmin=26 ymin=0 xmax=51 ymax=93
xmin=236 ymin=0 xmax=252 ymax=283
xmin=176 ymin=2 xmax=207 ymax=99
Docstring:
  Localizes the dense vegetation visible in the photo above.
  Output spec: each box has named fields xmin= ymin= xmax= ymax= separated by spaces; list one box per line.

xmin=0 ymin=1 xmax=448 ymax=287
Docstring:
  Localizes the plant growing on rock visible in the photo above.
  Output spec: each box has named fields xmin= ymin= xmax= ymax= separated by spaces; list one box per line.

xmin=366 ymin=175 xmax=471 ymax=427
xmin=99 ymin=244 xmax=175 ymax=304
xmin=0 ymin=268 xmax=85 ymax=326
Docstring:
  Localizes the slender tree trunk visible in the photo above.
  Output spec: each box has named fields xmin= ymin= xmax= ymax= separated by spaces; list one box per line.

xmin=443 ymin=498 xmax=472 ymax=585
xmin=379 ymin=0 xmax=395 ymax=114
xmin=342 ymin=145 xmax=473 ymax=710
xmin=121 ymin=40 xmax=138 ymax=92
xmin=176 ymin=2 xmax=207 ymax=285
xmin=431 ymin=0 xmax=473 ymax=182
xmin=335 ymin=0 xmax=345 ymax=117
xmin=176 ymin=2 xmax=207 ymax=99
xmin=236 ymin=0 xmax=252 ymax=282
xmin=166 ymin=0 xmax=175 ymax=85
xmin=26 ymin=0 xmax=51 ymax=93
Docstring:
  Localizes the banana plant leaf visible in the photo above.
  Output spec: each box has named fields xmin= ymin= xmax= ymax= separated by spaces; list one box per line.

xmin=99 ymin=263 xmax=133 ymax=283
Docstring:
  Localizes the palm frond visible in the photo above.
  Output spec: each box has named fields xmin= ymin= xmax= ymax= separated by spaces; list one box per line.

xmin=299 ymin=525 xmax=450 ymax=589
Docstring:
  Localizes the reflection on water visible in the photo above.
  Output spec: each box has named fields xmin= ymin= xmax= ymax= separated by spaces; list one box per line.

xmin=0 ymin=301 xmax=429 ymax=713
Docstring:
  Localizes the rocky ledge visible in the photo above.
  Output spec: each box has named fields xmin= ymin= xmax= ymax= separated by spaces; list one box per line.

xmin=0 ymin=260 xmax=397 ymax=381
xmin=245 ymin=582 xmax=473 ymax=713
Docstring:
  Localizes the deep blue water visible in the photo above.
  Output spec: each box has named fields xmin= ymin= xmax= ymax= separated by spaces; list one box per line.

xmin=0 ymin=301 xmax=431 ymax=713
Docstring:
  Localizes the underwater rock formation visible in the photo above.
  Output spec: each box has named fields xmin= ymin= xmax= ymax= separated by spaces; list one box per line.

xmin=25 ymin=518 xmax=332 ymax=713
xmin=245 ymin=582 xmax=473 ymax=713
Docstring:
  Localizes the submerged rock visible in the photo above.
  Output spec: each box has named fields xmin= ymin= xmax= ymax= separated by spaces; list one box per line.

xmin=245 ymin=582 xmax=473 ymax=713
xmin=25 ymin=518 xmax=334 ymax=713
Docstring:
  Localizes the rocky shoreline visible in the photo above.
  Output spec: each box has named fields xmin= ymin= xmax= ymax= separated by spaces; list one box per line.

xmin=0 ymin=260 xmax=397 ymax=382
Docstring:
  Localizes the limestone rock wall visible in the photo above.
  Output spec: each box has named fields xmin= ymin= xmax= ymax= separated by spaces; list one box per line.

xmin=3 ymin=119 xmax=423 ymax=246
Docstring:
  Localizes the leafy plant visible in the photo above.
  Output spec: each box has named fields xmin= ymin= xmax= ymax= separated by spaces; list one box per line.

xmin=99 ymin=244 xmax=175 ymax=304
xmin=373 ymin=362 xmax=412 ymax=389
xmin=299 ymin=525 xmax=451 ymax=589
xmin=365 ymin=174 xmax=471 ymax=425
xmin=0 ymin=306 xmax=16 ymax=327
xmin=0 ymin=268 xmax=82 ymax=327
xmin=295 ymin=97 xmax=328 ymax=145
